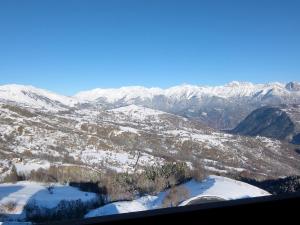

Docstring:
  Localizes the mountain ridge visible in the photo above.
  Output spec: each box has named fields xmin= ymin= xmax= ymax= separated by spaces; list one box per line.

xmin=1 ymin=81 xmax=300 ymax=129
xmin=74 ymin=81 xmax=300 ymax=101
xmin=1 ymin=81 xmax=299 ymax=102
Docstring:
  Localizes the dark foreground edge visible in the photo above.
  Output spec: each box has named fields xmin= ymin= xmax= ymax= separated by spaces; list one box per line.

xmin=42 ymin=193 xmax=300 ymax=225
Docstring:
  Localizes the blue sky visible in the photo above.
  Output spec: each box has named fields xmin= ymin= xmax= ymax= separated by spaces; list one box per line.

xmin=0 ymin=0 xmax=299 ymax=95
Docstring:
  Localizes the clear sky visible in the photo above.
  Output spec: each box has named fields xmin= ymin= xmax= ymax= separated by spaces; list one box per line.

xmin=0 ymin=0 xmax=299 ymax=95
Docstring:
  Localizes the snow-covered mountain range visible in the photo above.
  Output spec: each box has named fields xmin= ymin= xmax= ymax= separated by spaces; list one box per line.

xmin=76 ymin=81 xmax=300 ymax=129
xmin=75 ymin=81 xmax=300 ymax=102
xmin=1 ymin=81 xmax=300 ymax=129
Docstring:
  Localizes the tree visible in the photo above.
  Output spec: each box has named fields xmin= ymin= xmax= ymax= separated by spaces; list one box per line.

xmin=47 ymin=184 xmax=54 ymax=194
xmin=162 ymin=186 xmax=190 ymax=207
xmin=3 ymin=165 xmax=20 ymax=183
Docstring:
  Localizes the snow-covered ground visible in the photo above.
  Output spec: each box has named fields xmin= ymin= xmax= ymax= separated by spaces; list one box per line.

xmin=0 ymin=182 xmax=97 ymax=221
xmin=107 ymin=105 xmax=170 ymax=124
xmin=85 ymin=175 xmax=270 ymax=218
xmin=14 ymin=160 xmax=50 ymax=176
xmin=178 ymin=175 xmax=269 ymax=205
xmin=77 ymin=149 xmax=164 ymax=173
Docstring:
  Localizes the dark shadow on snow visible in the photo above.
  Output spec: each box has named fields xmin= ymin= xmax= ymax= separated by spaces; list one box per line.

xmin=0 ymin=184 xmax=101 ymax=223
xmin=0 ymin=185 xmax=24 ymax=201
xmin=0 ymin=179 xmax=218 ymax=223
xmin=69 ymin=181 xmax=107 ymax=195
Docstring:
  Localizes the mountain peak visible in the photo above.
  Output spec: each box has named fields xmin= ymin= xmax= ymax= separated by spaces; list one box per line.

xmin=0 ymin=83 xmax=78 ymax=110
xmin=285 ymin=81 xmax=300 ymax=91
xmin=225 ymin=81 xmax=254 ymax=87
xmin=0 ymin=83 xmax=40 ymax=92
xmin=1 ymin=81 xmax=299 ymax=112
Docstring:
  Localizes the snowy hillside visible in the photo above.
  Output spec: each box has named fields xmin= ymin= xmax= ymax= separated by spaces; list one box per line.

xmin=0 ymin=176 xmax=270 ymax=222
xmin=109 ymin=104 xmax=165 ymax=119
xmin=1 ymin=98 xmax=300 ymax=179
xmin=0 ymin=84 xmax=79 ymax=111
xmin=85 ymin=175 xmax=270 ymax=218
xmin=179 ymin=175 xmax=270 ymax=205
xmin=0 ymin=181 xmax=97 ymax=221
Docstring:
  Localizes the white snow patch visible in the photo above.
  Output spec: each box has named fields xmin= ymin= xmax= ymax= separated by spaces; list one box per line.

xmin=201 ymin=112 xmax=207 ymax=116
xmin=79 ymin=149 xmax=164 ymax=173
xmin=109 ymin=105 xmax=165 ymax=120
xmin=116 ymin=126 xmax=140 ymax=135
xmin=14 ymin=160 xmax=50 ymax=176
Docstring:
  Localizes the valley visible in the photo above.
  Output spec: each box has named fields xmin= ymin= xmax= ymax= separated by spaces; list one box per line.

xmin=0 ymin=82 xmax=300 ymax=223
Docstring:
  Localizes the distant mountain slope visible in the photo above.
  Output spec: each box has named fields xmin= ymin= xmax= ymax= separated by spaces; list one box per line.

xmin=231 ymin=105 xmax=300 ymax=144
xmin=231 ymin=106 xmax=294 ymax=139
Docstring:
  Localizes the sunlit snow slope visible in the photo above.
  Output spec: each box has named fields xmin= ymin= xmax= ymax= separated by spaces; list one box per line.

xmin=85 ymin=175 xmax=269 ymax=218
